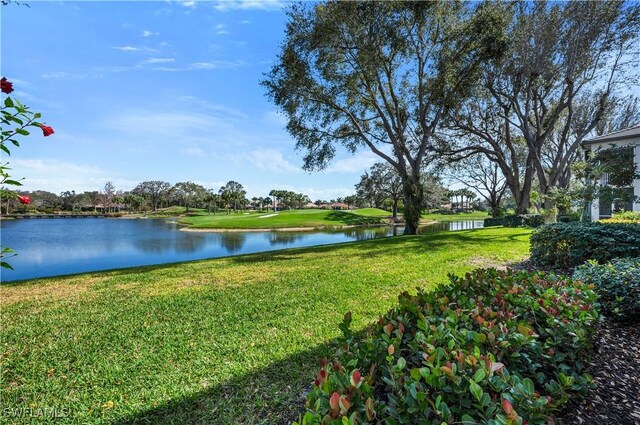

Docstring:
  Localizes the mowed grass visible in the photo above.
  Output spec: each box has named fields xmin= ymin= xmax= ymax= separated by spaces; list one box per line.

xmin=422 ymin=210 xmax=490 ymax=222
xmin=179 ymin=208 xmax=389 ymax=229
xmin=0 ymin=227 xmax=531 ymax=424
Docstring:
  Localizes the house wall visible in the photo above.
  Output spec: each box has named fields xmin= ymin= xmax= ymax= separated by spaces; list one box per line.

xmin=584 ymin=136 xmax=640 ymax=220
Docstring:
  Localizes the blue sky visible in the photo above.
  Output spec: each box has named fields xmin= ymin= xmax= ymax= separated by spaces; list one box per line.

xmin=1 ymin=0 xmax=380 ymax=200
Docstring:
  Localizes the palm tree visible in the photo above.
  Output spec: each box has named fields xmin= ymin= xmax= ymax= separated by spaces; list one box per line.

xmin=269 ymin=189 xmax=280 ymax=212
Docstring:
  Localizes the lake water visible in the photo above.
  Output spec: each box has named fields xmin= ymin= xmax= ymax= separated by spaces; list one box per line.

xmin=0 ymin=218 xmax=483 ymax=282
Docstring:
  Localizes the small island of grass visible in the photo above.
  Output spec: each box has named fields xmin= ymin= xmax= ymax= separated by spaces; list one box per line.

xmin=177 ymin=208 xmax=391 ymax=231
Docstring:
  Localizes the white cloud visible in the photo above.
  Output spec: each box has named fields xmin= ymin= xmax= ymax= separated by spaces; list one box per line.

xmin=142 ymin=30 xmax=159 ymax=37
xmin=11 ymin=158 xmax=137 ymax=193
xmin=181 ymin=1 xmax=196 ymax=8
xmin=113 ymin=46 xmax=158 ymax=54
xmin=144 ymin=57 xmax=176 ymax=64
xmin=40 ymin=71 xmax=88 ymax=79
xmin=215 ymin=24 xmax=229 ymax=35
xmin=212 ymin=0 xmax=285 ymax=12
xmin=232 ymin=149 xmax=301 ymax=174
xmin=152 ymin=61 xmax=245 ymax=71
xmin=181 ymin=147 xmax=206 ymax=158
xmin=326 ymin=151 xmax=379 ymax=174
xmin=189 ymin=60 xmax=244 ymax=69
xmin=5 ymin=78 xmax=34 ymax=88
xmin=262 ymin=110 xmax=288 ymax=127
xmin=113 ymin=46 xmax=140 ymax=52
xmin=239 ymin=20 xmax=251 ymax=24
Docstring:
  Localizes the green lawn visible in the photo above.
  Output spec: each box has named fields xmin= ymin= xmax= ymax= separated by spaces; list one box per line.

xmin=0 ymin=227 xmax=531 ymax=424
xmin=422 ymin=210 xmax=490 ymax=222
xmin=178 ymin=208 xmax=389 ymax=229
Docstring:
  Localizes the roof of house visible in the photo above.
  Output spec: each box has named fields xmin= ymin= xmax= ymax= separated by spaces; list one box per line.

xmin=331 ymin=202 xmax=349 ymax=207
xmin=582 ymin=124 xmax=640 ymax=145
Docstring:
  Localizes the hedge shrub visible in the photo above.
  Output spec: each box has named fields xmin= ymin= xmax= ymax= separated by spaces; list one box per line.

xmin=530 ymin=222 xmax=640 ymax=270
xmin=573 ymin=258 xmax=640 ymax=322
xmin=600 ymin=211 xmax=640 ymax=224
xmin=483 ymin=217 xmax=504 ymax=227
xmin=484 ymin=214 xmax=544 ymax=228
xmin=294 ymin=269 xmax=598 ymax=425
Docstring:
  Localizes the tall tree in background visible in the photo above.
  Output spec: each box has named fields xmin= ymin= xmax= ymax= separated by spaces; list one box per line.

xmin=219 ymin=181 xmax=246 ymax=213
xmin=263 ymin=1 xmax=508 ymax=234
xmin=446 ymin=1 xmax=640 ymax=213
xmin=421 ymin=173 xmax=447 ymax=211
xmin=173 ymin=181 xmax=207 ymax=212
xmin=133 ymin=181 xmax=171 ymax=212
xmin=101 ymin=181 xmax=116 ymax=213
xmin=355 ymin=163 xmax=403 ymax=218
xmin=446 ymin=155 xmax=508 ymax=217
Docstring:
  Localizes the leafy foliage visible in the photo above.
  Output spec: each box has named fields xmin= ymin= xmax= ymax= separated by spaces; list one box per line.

xmin=263 ymin=1 xmax=509 ymax=234
xmin=573 ymin=258 xmax=640 ymax=322
xmin=484 ymin=217 xmax=505 ymax=227
xmin=1 ymin=77 xmax=53 ymax=269
xmin=295 ymin=268 xmax=598 ymax=425
xmin=530 ymin=222 xmax=640 ymax=269
xmin=484 ymin=214 xmax=544 ymax=228
xmin=599 ymin=211 xmax=640 ymax=224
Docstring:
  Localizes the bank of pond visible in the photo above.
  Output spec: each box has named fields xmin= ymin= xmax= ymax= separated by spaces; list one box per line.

xmin=0 ymin=217 xmax=484 ymax=282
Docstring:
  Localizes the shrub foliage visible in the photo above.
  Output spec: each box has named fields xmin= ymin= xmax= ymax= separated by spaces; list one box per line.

xmin=573 ymin=258 xmax=640 ymax=322
xmin=295 ymin=269 xmax=598 ymax=425
xmin=530 ymin=222 xmax=640 ymax=269
xmin=484 ymin=214 xmax=544 ymax=228
xmin=599 ymin=211 xmax=640 ymax=224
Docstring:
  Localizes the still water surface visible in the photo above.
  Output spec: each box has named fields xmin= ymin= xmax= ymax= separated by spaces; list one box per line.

xmin=0 ymin=218 xmax=483 ymax=282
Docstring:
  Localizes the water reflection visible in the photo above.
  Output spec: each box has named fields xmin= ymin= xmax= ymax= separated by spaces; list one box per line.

xmin=0 ymin=218 xmax=483 ymax=282
xmin=219 ymin=232 xmax=247 ymax=253
xmin=265 ymin=232 xmax=305 ymax=246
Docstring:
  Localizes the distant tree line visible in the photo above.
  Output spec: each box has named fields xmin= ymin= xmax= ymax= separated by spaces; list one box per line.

xmin=3 ymin=180 xmax=348 ymax=215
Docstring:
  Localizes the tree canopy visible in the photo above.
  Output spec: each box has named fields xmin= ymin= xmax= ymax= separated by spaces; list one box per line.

xmin=263 ymin=0 xmax=509 ymax=234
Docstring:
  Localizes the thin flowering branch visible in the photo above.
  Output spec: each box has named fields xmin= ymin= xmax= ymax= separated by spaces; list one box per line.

xmin=0 ymin=76 xmax=54 ymax=269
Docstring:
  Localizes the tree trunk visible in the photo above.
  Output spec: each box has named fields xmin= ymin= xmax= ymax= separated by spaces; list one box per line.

xmin=392 ymin=199 xmax=398 ymax=218
xmin=402 ymin=172 xmax=423 ymax=235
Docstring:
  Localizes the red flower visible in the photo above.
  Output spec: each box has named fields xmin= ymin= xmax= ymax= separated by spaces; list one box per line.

xmin=1 ymin=77 xmax=13 ymax=94
xmin=17 ymin=195 xmax=31 ymax=205
xmin=38 ymin=124 xmax=55 ymax=137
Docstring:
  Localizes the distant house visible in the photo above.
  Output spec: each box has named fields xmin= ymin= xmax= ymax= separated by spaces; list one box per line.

xmin=304 ymin=202 xmax=320 ymax=209
xmin=581 ymin=125 xmax=640 ymax=220
xmin=330 ymin=202 xmax=350 ymax=210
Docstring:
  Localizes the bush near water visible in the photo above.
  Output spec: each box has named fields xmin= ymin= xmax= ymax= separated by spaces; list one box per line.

xmin=483 ymin=214 xmax=544 ymax=229
xmin=295 ymin=268 xmax=598 ymax=425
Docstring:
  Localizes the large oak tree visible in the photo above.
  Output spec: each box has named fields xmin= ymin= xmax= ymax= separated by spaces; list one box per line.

xmin=446 ymin=1 xmax=640 ymax=213
xmin=263 ymin=1 xmax=508 ymax=234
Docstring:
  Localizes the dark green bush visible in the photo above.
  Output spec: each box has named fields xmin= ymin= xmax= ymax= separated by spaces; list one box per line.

xmin=521 ymin=214 xmax=544 ymax=228
xmin=530 ymin=222 xmax=640 ymax=269
xmin=483 ymin=217 xmax=504 ymax=227
xmin=502 ymin=214 xmax=522 ymax=227
xmin=295 ymin=269 xmax=598 ymax=425
xmin=486 ymin=214 xmax=544 ymax=228
xmin=573 ymin=258 xmax=640 ymax=322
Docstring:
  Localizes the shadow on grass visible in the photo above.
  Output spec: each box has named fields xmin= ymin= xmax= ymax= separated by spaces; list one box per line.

xmin=324 ymin=210 xmax=386 ymax=226
xmin=112 ymin=333 xmax=370 ymax=425
xmin=227 ymin=229 xmax=531 ymax=265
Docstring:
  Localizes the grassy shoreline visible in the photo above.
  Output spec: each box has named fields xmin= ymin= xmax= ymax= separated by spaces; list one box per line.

xmin=177 ymin=208 xmax=389 ymax=230
xmin=0 ymin=227 xmax=530 ymax=424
